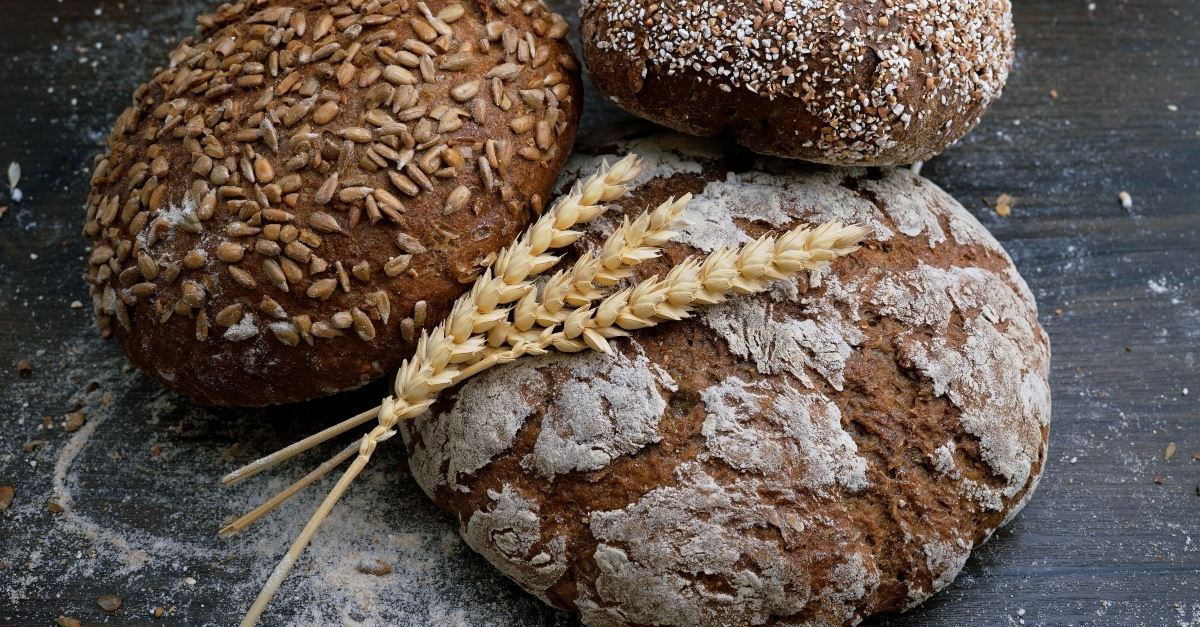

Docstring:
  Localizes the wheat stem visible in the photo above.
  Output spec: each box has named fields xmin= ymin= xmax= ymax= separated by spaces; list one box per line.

xmin=219 ymin=440 xmax=359 ymax=537
xmin=235 ymin=156 xmax=645 ymax=627
xmin=222 ymin=405 xmax=381 ymax=486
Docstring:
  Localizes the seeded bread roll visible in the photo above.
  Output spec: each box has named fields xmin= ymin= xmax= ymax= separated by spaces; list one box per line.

xmin=402 ymin=132 xmax=1051 ymax=625
xmin=581 ymin=0 xmax=1014 ymax=165
xmin=83 ymin=0 xmax=582 ymax=406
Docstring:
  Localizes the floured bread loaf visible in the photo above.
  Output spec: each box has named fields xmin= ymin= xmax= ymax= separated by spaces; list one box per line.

xmin=402 ymin=132 xmax=1051 ymax=625
xmin=83 ymin=0 xmax=581 ymax=406
xmin=581 ymin=0 xmax=1014 ymax=165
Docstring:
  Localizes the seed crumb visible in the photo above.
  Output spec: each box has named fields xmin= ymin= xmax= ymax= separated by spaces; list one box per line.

xmin=1165 ymin=442 xmax=1177 ymax=461
xmin=994 ymin=193 xmax=1013 ymax=217
xmin=1049 ymin=89 xmax=1058 ymax=99
xmin=1167 ymin=104 xmax=1179 ymax=112
xmin=22 ymin=439 xmax=47 ymax=453
xmin=0 ymin=486 xmax=13 ymax=511
xmin=47 ymin=501 xmax=65 ymax=514
xmin=96 ymin=593 xmax=123 ymax=613
xmin=0 ymin=206 xmax=7 ymax=219
xmin=1152 ymin=476 xmax=1164 ymax=485
xmin=1183 ymin=387 xmax=1189 ymax=396
xmin=56 ymin=616 xmax=81 ymax=627
xmin=16 ymin=359 xmax=33 ymax=376
xmin=69 ymin=300 xmax=83 ymax=309
xmin=356 ymin=559 xmax=393 ymax=576
xmin=1118 ymin=191 xmax=1133 ymax=210
xmin=6 ymin=161 xmax=19 ymax=190
xmin=153 ymin=606 xmax=165 ymax=619
xmin=64 ymin=411 xmax=87 ymax=433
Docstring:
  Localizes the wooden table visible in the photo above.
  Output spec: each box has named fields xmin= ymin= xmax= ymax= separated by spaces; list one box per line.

xmin=1 ymin=1 xmax=1197 ymax=625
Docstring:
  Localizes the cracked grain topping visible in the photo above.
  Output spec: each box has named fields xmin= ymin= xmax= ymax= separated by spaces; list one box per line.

xmin=83 ymin=0 xmax=580 ymax=406
xmin=581 ymin=0 xmax=1014 ymax=164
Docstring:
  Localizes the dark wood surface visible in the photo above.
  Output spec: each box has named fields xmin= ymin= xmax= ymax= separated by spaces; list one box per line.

xmin=1 ymin=1 xmax=1198 ymax=625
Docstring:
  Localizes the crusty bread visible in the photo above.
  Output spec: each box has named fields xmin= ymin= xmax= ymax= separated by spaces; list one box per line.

xmin=83 ymin=0 xmax=582 ymax=406
xmin=402 ymin=131 xmax=1051 ymax=625
xmin=581 ymin=1 xmax=1014 ymax=165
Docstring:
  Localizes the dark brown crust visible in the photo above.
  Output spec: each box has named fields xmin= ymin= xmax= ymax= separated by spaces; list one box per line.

xmin=83 ymin=0 xmax=583 ymax=406
xmin=580 ymin=0 xmax=1014 ymax=165
xmin=404 ymin=144 xmax=1050 ymax=625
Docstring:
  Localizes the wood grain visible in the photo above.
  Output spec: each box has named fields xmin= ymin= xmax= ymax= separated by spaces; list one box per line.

xmin=0 ymin=1 xmax=1197 ymax=625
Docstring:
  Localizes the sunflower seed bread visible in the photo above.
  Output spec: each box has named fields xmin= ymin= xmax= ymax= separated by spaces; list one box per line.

xmin=581 ymin=0 xmax=1014 ymax=165
xmin=83 ymin=0 xmax=582 ymax=406
xmin=402 ymin=132 xmax=1051 ymax=625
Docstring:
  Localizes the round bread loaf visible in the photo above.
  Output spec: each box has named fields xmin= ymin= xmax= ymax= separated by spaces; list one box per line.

xmin=581 ymin=0 xmax=1014 ymax=165
xmin=83 ymin=0 xmax=582 ymax=406
xmin=402 ymin=132 xmax=1051 ymax=625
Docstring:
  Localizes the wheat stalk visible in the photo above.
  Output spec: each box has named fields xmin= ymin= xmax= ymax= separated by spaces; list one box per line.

xmin=221 ymin=155 xmax=644 ymax=489
xmin=232 ymin=156 xmax=647 ymax=626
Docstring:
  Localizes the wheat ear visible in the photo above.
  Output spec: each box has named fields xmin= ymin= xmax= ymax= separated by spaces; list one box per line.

xmin=470 ymin=221 xmax=870 ymax=360
xmin=220 ymin=189 xmax=691 ymax=530
xmin=221 ymin=156 xmax=643 ymax=489
xmin=234 ymin=156 xmax=644 ymax=627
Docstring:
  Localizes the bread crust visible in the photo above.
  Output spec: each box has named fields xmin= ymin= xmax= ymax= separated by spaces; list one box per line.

xmin=403 ymin=132 xmax=1051 ymax=625
xmin=83 ymin=0 xmax=582 ymax=406
xmin=581 ymin=0 xmax=1014 ymax=165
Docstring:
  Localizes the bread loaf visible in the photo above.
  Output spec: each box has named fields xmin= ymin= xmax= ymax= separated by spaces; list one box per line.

xmin=581 ymin=1 xmax=1014 ymax=165
xmin=402 ymin=132 xmax=1051 ymax=625
xmin=83 ymin=0 xmax=582 ymax=406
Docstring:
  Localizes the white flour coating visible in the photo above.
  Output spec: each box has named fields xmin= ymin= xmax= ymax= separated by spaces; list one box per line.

xmin=677 ymin=168 xmax=884 ymax=251
xmin=821 ymin=553 xmax=881 ymax=623
xmin=223 ymin=312 xmax=259 ymax=342
xmin=700 ymin=377 xmax=867 ymax=493
xmin=873 ymin=263 xmax=1051 ymax=508
xmin=462 ymin=485 xmax=569 ymax=603
xmin=558 ymin=132 xmax=719 ymax=190
xmin=933 ymin=441 xmax=960 ymax=478
xmin=527 ymin=350 xmax=672 ymax=480
xmin=922 ymin=537 xmax=974 ymax=592
xmin=700 ymin=277 xmax=865 ymax=391
xmin=580 ymin=464 xmax=813 ymax=626
xmin=407 ymin=362 xmax=546 ymax=494
xmin=136 ymin=194 xmax=198 ymax=252
xmin=407 ymin=348 xmax=674 ymax=492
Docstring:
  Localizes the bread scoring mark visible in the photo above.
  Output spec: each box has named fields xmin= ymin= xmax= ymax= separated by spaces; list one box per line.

xmin=581 ymin=464 xmax=812 ymax=625
xmin=408 ymin=362 xmax=546 ymax=493
xmin=873 ymin=263 xmax=1051 ymax=508
xmin=700 ymin=377 xmax=868 ymax=492
xmin=462 ymin=485 xmax=568 ymax=602
xmin=524 ymin=348 xmax=672 ymax=480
